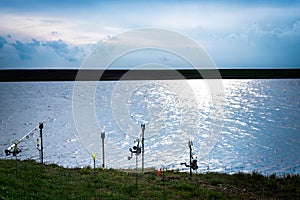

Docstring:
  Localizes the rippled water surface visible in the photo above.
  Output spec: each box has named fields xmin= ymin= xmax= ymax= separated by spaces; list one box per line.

xmin=0 ymin=79 xmax=299 ymax=175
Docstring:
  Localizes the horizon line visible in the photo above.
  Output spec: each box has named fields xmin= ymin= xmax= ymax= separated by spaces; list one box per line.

xmin=1 ymin=69 xmax=300 ymax=81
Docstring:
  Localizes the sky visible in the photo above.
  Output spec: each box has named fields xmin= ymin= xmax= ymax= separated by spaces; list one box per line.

xmin=0 ymin=0 xmax=299 ymax=69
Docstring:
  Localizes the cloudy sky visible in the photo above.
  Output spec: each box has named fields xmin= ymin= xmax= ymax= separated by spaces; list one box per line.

xmin=0 ymin=0 xmax=299 ymax=69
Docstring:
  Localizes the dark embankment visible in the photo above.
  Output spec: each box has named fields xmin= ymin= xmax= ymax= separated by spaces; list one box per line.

xmin=0 ymin=159 xmax=299 ymax=199
xmin=0 ymin=69 xmax=300 ymax=81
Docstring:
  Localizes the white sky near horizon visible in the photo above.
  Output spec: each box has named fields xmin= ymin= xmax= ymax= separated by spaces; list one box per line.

xmin=0 ymin=0 xmax=299 ymax=69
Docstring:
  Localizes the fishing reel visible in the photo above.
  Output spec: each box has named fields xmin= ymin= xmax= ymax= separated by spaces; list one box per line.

xmin=190 ymin=155 xmax=198 ymax=170
xmin=5 ymin=143 xmax=21 ymax=156
xmin=128 ymin=138 xmax=141 ymax=160
xmin=180 ymin=155 xmax=198 ymax=170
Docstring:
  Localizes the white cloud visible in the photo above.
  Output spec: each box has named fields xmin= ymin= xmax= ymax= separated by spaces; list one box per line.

xmin=1 ymin=3 xmax=300 ymax=45
xmin=0 ymin=35 xmax=95 ymax=68
xmin=225 ymin=33 xmax=238 ymax=40
xmin=140 ymin=3 xmax=300 ymax=33
xmin=203 ymin=19 xmax=300 ymax=68
xmin=0 ymin=13 xmax=122 ymax=45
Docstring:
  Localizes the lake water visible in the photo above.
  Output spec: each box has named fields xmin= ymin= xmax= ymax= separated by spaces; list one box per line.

xmin=0 ymin=79 xmax=299 ymax=176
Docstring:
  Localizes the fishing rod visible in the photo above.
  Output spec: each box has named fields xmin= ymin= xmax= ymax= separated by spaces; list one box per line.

xmin=4 ymin=119 xmax=47 ymax=163
xmin=127 ymin=124 xmax=145 ymax=190
xmin=181 ymin=140 xmax=198 ymax=178
xmin=128 ymin=137 xmax=141 ymax=190
xmin=128 ymin=124 xmax=145 ymax=161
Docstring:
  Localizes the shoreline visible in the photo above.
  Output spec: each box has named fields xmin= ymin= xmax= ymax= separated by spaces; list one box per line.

xmin=1 ymin=69 xmax=300 ymax=81
xmin=1 ymin=159 xmax=299 ymax=199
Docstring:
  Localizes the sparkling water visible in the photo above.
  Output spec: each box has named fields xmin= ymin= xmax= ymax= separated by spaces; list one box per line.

xmin=0 ymin=79 xmax=299 ymax=176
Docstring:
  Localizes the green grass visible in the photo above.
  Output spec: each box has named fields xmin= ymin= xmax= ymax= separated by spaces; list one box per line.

xmin=0 ymin=159 xmax=299 ymax=199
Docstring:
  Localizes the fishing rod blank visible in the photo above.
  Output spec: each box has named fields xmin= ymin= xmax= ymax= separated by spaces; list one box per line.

xmin=5 ymin=126 xmax=39 ymax=156
xmin=4 ymin=120 xmax=46 ymax=162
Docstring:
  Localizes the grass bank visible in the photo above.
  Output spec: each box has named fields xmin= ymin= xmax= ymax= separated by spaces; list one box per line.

xmin=0 ymin=159 xmax=299 ymax=199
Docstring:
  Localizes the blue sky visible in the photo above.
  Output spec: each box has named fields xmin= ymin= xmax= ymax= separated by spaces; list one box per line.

xmin=0 ymin=0 xmax=299 ymax=69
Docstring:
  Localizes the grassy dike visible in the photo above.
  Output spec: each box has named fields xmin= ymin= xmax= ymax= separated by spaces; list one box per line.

xmin=0 ymin=159 xmax=299 ymax=199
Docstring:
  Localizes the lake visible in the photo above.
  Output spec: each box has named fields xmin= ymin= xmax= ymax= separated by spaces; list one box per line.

xmin=0 ymin=79 xmax=299 ymax=176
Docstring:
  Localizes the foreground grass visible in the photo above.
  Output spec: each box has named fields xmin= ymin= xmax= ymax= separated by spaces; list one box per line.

xmin=0 ymin=160 xmax=299 ymax=199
